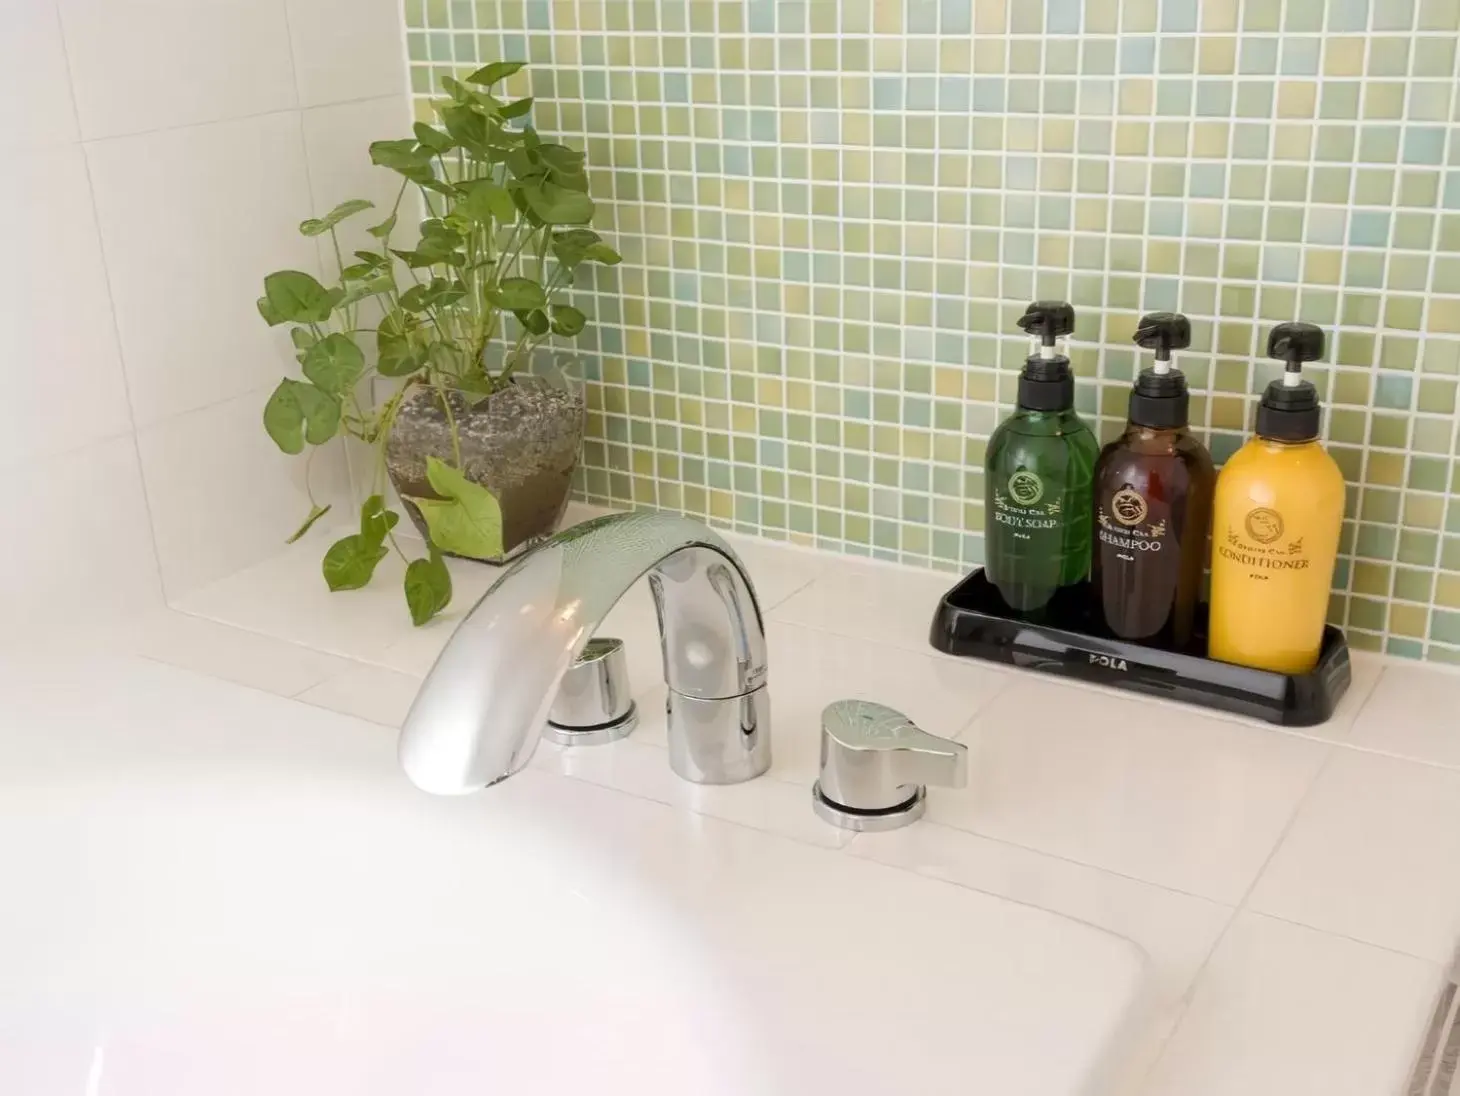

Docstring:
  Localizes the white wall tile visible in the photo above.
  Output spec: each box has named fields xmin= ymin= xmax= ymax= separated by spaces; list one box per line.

xmin=1 ymin=143 xmax=134 ymax=465
xmin=300 ymin=95 xmax=415 ymax=266
xmin=286 ymin=0 xmax=406 ymax=108
xmin=86 ymin=111 xmax=319 ymax=428
xmin=1248 ymin=749 xmax=1460 ymax=963
xmin=1 ymin=0 xmax=79 ymax=147
xmin=1346 ymin=662 xmax=1460 ymax=769
xmin=136 ymin=386 xmax=350 ymax=596
xmin=927 ymin=677 xmax=1330 ymax=903
xmin=57 ymin=0 xmax=296 ymax=139
xmin=0 ymin=436 xmax=160 ymax=624
xmin=1142 ymin=913 xmax=1441 ymax=1096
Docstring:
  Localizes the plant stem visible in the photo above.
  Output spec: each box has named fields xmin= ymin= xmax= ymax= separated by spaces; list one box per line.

xmin=434 ymin=377 xmax=463 ymax=468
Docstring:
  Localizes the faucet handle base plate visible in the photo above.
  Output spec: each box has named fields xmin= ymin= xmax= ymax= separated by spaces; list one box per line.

xmin=812 ymin=781 xmax=927 ymax=832
xmin=544 ymin=704 xmax=639 ymax=747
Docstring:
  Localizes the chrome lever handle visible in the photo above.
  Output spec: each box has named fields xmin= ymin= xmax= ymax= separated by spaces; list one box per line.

xmin=813 ymin=700 xmax=968 ymax=832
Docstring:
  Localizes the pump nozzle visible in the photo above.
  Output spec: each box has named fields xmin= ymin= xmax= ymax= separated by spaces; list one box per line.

xmin=1133 ymin=312 xmax=1192 ymax=376
xmin=1016 ymin=301 xmax=1076 ymax=360
xmin=1267 ymin=322 xmax=1324 ymax=388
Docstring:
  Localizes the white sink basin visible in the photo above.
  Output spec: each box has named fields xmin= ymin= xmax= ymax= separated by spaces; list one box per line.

xmin=0 ymin=655 xmax=1147 ymax=1095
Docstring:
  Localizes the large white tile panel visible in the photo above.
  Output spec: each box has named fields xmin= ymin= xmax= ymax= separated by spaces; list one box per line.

xmin=928 ymin=677 xmax=1330 ymax=902
xmin=136 ymin=387 xmax=350 ymax=596
xmin=286 ymin=0 xmax=406 ymax=108
xmin=1 ymin=0 xmax=78 ymax=146
xmin=298 ymin=661 xmax=422 ymax=726
xmin=300 ymin=95 xmax=414 ymax=266
xmin=1248 ymin=749 xmax=1460 ymax=962
xmin=1346 ymin=662 xmax=1460 ymax=768
xmin=0 ymin=436 xmax=160 ymax=626
xmin=86 ymin=111 xmax=319 ymax=427
xmin=58 ymin=0 xmax=296 ymax=139
xmin=849 ymin=822 xmax=1232 ymax=1011
xmin=769 ymin=555 xmax=957 ymax=653
xmin=119 ymin=607 xmax=351 ymax=697
xmin=1 ymin=143 xmax=134 ymax=464
xmin=1141 ymin=912 xmax=1441 ymax=1096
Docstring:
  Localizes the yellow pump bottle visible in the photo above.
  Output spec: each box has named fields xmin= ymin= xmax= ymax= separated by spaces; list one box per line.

xmin=1209 ymin=324 xmax=1346 ymax=674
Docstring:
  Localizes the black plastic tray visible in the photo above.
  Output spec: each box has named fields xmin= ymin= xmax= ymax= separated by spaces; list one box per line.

xmin=929 ymin=569 xmax=1352 ymax=727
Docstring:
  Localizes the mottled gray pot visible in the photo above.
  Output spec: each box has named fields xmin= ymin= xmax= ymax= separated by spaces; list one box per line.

xmin=385 ymin=376 xmax=585 ymax=563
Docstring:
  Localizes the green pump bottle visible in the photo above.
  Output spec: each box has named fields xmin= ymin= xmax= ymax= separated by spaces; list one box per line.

xmin=984 ymin=301 xmax=1099 ymax=614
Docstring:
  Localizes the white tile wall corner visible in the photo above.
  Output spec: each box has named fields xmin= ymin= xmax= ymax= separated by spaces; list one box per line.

xmin=286 ymin=0 xmax=408 ymax=109
xmin=0 ymin=0 xmax=78 ymax=147
xmin=86 ymin=111 xmax=321 ymax=429
xmin=3 ymin=142 xmax=134 ymax=467
xmin=136 ymin=387 xmax=351 ymax=596
xmin=0 ymin=0 xmax=409 ymax=625
xmin=57 ymin=0 xmax=298 ymax=140
xmin=0 ymin=436 xmax=161 ymax=626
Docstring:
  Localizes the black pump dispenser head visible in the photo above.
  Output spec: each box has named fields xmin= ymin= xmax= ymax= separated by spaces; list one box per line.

xmin=1257 ymin=323 xmax=1324 ymax=441
xmin=1014 ymin=301 xmax=1077 ymax=411
xmin=1129 ymin=311 xmax=1192 ymax=429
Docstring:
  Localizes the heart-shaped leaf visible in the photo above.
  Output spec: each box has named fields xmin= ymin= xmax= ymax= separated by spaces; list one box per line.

xmin=359 ymin=494 xmax=400 ymax=546
xmin=466 ymin=60 xmax=526 ymax=87
xmin=406 ymin=456 xmax=504 ymax=560
xmin=459 ymin=180 xmax=516 ymax=225
xmin=263 ymin=270 xmax=334 ymax=324
xmin=487 ymin=276 xmax=546 ymax=311
xmin=256 ymin=296 xmax=285 ymax=326
xmin=301 ymin=333 xmax=365 ymax=396
xmin=263 ymin=379 xmax=339 ymax=454
xmin=521 ymin=181 xmax=595 ymax=225
xmin=499 ymin=96 xmax=534 ymax=119
xmin=404 ymin=548 xmax=453 ymax=625
xmin=413 ymin=122 xmax=456 ymax=153
xmin=366 ymin=213 xmax=397 ymax=239
xmin=550 ymin=304 xmax=586 ymax=337
xmin=322 ymin=535 xmax=388 ymax=591
xmin=299 ymin=198 xmax=374 ymax=236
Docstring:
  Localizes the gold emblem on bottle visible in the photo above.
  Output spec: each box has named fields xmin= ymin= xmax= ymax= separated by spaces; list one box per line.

xmin=1007 ymin=470 xmax=1044 ymax=506
xmin=1244 ymin=507 xmax=1284 ymax=544
xmin=1111 ymin=488 xmax=1148 ymax=527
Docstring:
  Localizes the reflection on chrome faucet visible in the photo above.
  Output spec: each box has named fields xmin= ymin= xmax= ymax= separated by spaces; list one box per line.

xmin=398 ymin=512 xmax=772 ymax=795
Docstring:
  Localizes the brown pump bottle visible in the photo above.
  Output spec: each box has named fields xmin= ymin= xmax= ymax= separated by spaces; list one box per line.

xmin=1092 ymin=312 xmax=1216 ymax=648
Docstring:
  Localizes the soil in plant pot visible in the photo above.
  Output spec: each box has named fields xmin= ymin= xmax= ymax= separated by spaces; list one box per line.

xmin=385 ymin=378 xmax=585 ymax=562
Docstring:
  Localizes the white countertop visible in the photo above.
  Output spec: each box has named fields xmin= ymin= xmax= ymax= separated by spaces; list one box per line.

xmin=57 ymin=506 xmax=1460 ymax=1094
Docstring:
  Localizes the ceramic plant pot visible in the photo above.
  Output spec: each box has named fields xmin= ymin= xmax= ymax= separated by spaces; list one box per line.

xmin=385 ymin=371 xmax=585 ymax=563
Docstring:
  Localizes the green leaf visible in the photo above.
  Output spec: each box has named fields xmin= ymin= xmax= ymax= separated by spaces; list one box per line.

xmin=301 ymin=333 xmax=365 ymax=396
xmin=499 ymin=96 xmax=534 ymax=119
xmin=550 ymin=304 xmax=586 ymax=337
xmin=369 ymin=139 xmax=435 ymax=184
xmin=428 ymin=342 xmax=467 ymax=375
xmin=263 ymin=270 xmax=334 ymax=324
xmin=504 ymin=146 xmax=543 ymax=182
xmin=551 ymin=228 xmax=620 ymax=268
xmin=413 ymin=122 xmax=456 ymax=153
xmin=378 ymin=332 xmax=427 ymax=376
xmin=439 ymin=104 xmax=488 ymax=152
xmin=290 ymin=327 xmax=317 ymax=352
xmin=466 ymin=60 xmax=526 ymax=87
xmin=359 ymin=494 xmax=400 ymax=545
xmin=263 ymin=379 xmax=340 ymax=454
xmin=285 ymin=503 xmax=332 ymax=544
xmin=487 ymin=276 xmax=546 ymax=311
xmin=322 ymin=535 xmax=388 ymax=592
xmin=536 ymin=144 xmax=585 ymax=174
xmin=407 ymin=456 xmax=504 ymax=559
xmin=459 ymin=180 xmax=516 ymax=225
xmin=336 ymin=273 xmax=394 ymax=307
xmin=299 ymin=198 xmax=373 ymax=237
xmin=521 ymin=181 xmax=595 ymax=225
xmin=366 ymin=213 xmax=397 ymax=238
xmin=256 ymin=296 xmax=285 ymax=326
xmin=404 ymin=549 xmax=453 ymax=626
xmin=517 ymin=308 xmax=549 ymax=337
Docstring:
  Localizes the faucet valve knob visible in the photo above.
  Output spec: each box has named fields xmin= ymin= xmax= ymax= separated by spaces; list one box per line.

xmin=544 ymin=637 xmax=637 ymax=746
xmin=812 ymin=700 xmax=967 ymax=832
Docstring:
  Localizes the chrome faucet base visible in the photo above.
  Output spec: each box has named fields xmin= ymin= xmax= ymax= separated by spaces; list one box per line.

xmin=543 ymin=704 xmax=639 ymax=747
xmin=812 ymin=781 xmax=927 ymax=832
xmin=667 ymin=686 xmax=772 ymax=784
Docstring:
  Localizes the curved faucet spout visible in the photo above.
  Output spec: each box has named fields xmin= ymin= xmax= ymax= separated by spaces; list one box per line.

xmin=399 ymin=512 xmax=772 ymax=795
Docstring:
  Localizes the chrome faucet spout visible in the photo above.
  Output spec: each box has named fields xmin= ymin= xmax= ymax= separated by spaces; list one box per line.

xmin=399 ymin=512 xmax=772 ymax=795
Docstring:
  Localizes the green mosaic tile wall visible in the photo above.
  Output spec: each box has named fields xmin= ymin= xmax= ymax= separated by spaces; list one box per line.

xmin=403 ymin=0 xmax=1460 ymax=664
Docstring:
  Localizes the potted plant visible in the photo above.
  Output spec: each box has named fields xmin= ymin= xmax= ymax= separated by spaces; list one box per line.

xmin=256 ymin=59 xmax=620 ymax=625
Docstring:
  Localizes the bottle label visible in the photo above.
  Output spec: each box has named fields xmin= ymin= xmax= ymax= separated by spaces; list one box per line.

xmin=1217 ymin=508 xmax=1309 ymax=571
xmin=1096 ymin=486 xmax=1168 ymax=556
xmin=994 ymin=471 xmax=1062 ymax=531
